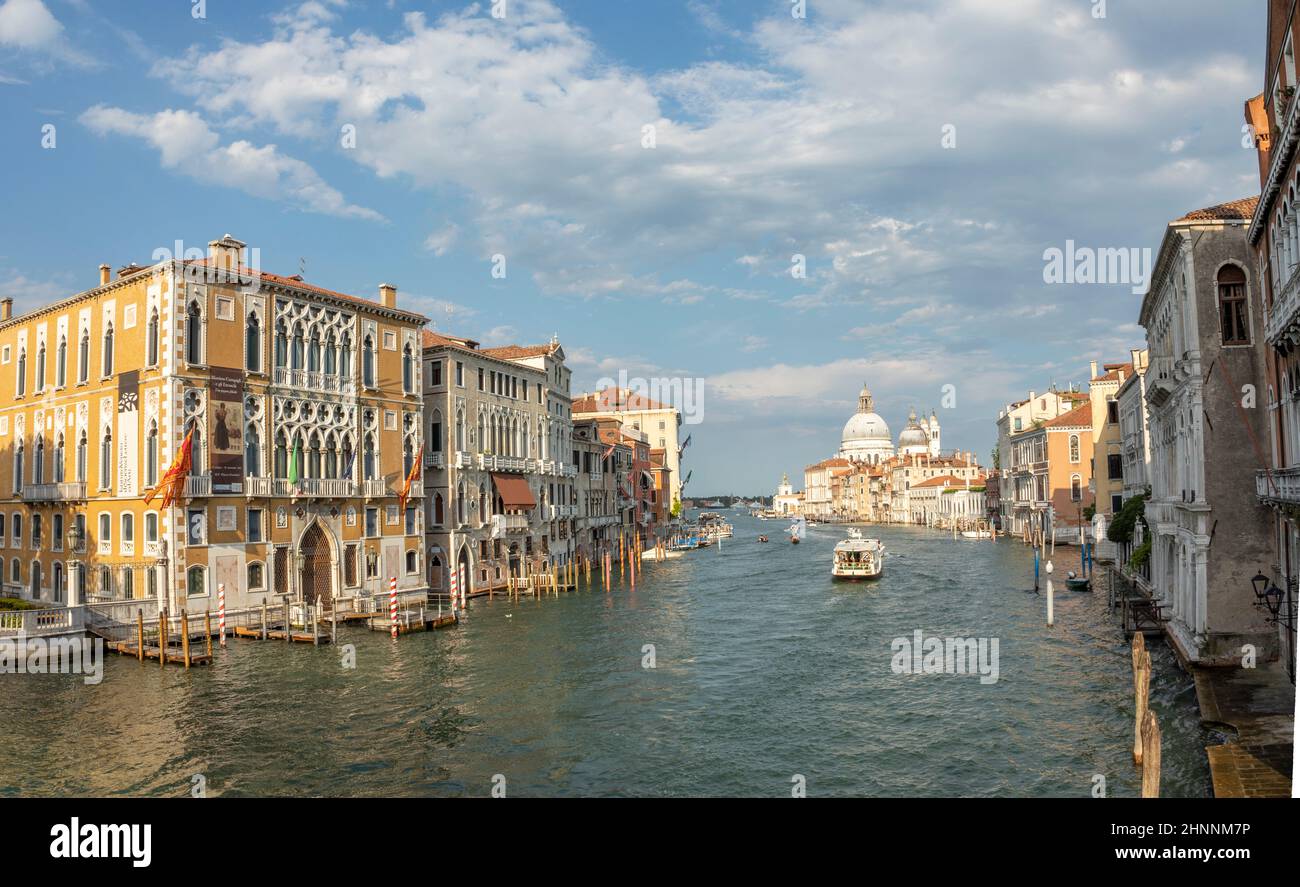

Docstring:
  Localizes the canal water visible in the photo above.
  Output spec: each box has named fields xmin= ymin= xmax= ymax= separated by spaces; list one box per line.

xmin=1 ymin=515 xmax=1211 ymax=797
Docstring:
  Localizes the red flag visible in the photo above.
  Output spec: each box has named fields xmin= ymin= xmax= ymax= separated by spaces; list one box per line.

xmin=145 ymin=429 xmax=193 ymax=508
xmin=398 ymin=446 xmax=423 ymax=514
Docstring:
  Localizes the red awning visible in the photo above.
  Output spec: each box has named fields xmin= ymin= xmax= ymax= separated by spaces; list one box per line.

xmin=492 ymin=473 xmax=536 ymax=509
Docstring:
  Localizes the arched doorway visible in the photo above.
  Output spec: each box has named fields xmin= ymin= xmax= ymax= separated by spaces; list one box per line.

xmin=456 ymin=545 xmax=471 ymax=599
xmin=428 ymin=553 xmax=443 ymax=592
xmin=300 ymin=521 xmax=335 ymax=611
xmin=30 ymin=561 xmax=41 ymax=602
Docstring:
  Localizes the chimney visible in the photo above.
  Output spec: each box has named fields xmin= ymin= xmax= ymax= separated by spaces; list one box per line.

xmin=379 ymin=283 xmax=397 ymax=309
xmin=207 ymin=234 xmax=246 ymax=272
xmin=0 ymin=298 xmax=11 ymax=321
xmin=98 ymin=264 xmax=110 ymax=287
xmin=1090 ymin=360 xmax=1098 ymax=379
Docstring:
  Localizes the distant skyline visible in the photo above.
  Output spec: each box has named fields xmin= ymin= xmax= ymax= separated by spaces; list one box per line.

xmin=0 ymin=0 xmax=1265 ymax=493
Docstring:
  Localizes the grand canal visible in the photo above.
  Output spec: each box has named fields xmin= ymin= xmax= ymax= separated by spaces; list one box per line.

xmin=2 ymin=515 xmax=1211 ymax=797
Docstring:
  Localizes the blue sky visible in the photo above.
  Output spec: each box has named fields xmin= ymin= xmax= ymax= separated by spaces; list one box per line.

xmin=0 ymin=0 xmax=1267 ymax=494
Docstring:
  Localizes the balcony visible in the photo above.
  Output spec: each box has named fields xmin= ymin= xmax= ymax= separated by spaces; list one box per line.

xmin=1267 ymin=266 xmax=1300 ymax=346
xmin=245 ymin=476 xmax=274 ymax=496
xmin=186 ymin=474 xmax=212 ymax=497
xmin=363 ymin=479 xmax=388 ymax=498
xmin=22 ymin=482 xmax=87 ymax=502
xmin=478 ymin=454 xmax=530 ymax=473
xmin=1257 ymin=467 xmax=1300 ymax=506
xmin=561 ymin=464 xmax=578 ymax=478
xmin=493 ymin=514 xmax=530 ymax=533
xmin=272 ymin=367 xmax=357 ymax=395
xmin=454 ymin=451 xmax=474 ymax=469
xmin=424 ymin=451 xmax=446 ymax=469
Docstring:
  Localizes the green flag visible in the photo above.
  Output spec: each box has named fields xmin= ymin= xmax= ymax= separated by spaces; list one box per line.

xmin=288 ymin=443 xmax=301 ymax=485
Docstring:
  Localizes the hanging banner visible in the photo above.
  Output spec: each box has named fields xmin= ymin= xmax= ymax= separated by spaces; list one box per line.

xmin=210 ymin=366 xmax=245 ymax=493
xmin=116 ymin=369 xmax=139 ymax=497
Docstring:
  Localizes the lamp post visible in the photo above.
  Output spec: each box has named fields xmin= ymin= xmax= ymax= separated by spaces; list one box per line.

xmin=1252 ymin=568 xmax=1297 ymax=683
xmin=66 ymin=523 xmax=84 ymax=606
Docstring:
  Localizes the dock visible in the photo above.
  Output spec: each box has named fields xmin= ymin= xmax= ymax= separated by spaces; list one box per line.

xmin=106 ymin=640 xmax=213 ymax=666
xmin=367 ymin=610 xmax=459 ymax=634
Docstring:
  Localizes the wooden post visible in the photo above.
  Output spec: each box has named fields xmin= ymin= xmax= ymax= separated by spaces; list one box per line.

xmin=1140 ymin=709 xmax=1161 ymax=798
xmin=284 ymin=599 xmax=291 ymax=644
xmin=1133 ymin=635 xmax=1151 ymax=765
xmin=205 ymin=610 xmax=213 ymax=658
xmin=261 ymin=601 xmax=269 ymax=641
xmin=137 ymin=608 xmax=145 ymax=662
xmin=160 ymin=609 xmax=168 ymax=668
xmin=181 ymin=609 xmax=191 ymax=669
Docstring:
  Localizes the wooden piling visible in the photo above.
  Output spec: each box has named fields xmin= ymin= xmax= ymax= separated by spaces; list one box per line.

xmin=1132 ymin=633 xmax=1150 ymax=765
xmin=205 ymin=610 xmax=213 ymax=658
xmin=160 ymin=609 xmax=168 ymax=669
xmin=261 ymin=602 xmax=269 ymax=641
xmin=136 ymin=609 xmax=145 ymax=663
xmin=1140 ymin=710 xmax=1161 ymax=798
xmin=283 ymin=600 xmax=291 ymax=645
xmin=181 ymin=609 xmax=191 ymax=669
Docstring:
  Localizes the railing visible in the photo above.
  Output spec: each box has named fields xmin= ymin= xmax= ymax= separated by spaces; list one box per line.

xmin=496 ymin=514 xmax=529 ymax=532
xmin=0 ymin=606 xmax=85 ymax=637
xmin=454 ymin=452 xmax=473 ymax=469
xmin=562 ymin=464 xmax=578 ymax=478
xmin=245 ymin=476 xmax=274 ymax=496
xmin=273 ymin=366 xmax=356 ymax=395
xmin=478 ymin=454 xmax=529 ymax=473
xmin=1257 ymin=467 xmax=1300 ymax=504
xmin=186 ymin=474 xmax=212 ymax=497
xmin=22 ymin=482 xmax=88 ymax=502
xmin=1267 ymin=266 xmax=1300 ymax=344
xmin=363 ymin=480 xmax=388 ymax=498
xmin=424 ymin=451 xmax=446 ymax=469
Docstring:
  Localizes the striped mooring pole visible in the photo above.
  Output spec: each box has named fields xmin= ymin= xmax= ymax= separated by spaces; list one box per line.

xmin=449 ymin=568 xmax=459 ymax=615
xmin=389 ymin=576 xmax=398 ymax=639
xmin=218 ymin=583 xmax=226 ymax=647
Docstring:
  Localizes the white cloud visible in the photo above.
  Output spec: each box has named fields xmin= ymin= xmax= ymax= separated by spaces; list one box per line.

xmin=423 ymin=223 xmax=460 ymax=256
xmin=0 ymin=0 xmax=92 ymax=66
xmin=79 ymin=105 xmax=384 ymax=221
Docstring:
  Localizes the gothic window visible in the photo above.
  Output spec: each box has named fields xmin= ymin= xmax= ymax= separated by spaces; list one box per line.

xmin=76 ymin=431 xmax=87 ymax=483
xmin=147 ymin=309 xmax=159 ymax=366
xmin=1069 ymin=434 xmax=1080 ymax=464
xmin=53 ymin=433 xmax=64 ymax=483
xmin=362 ymin=335 xmax=376 ymax=387
xmin=33 ymin=438 xmax=44 ymax=485
xmin=275 ymin=320 xmax=289 ymax=369
xmin=246 ymin=424 xmax=261 ymax=477
xmin=246 ymin=313 xmax=261 ymax=372
xmin=102 ymin=323 xmax=114 ymax=376
xmin=16 ymin=348 xmax=25 ymax=397
xmin=78 ymin=329 xmax=89 ymax=382
xmin=145 ymin=421 xmax=159 ymax=487
xmin=56 ymin=336 xmax=66 ymax=387
xmin=35 ymin=341 xmax=45 ymax=390
xmin=402 ymin=344 xmax=414 ymax=393
xmin=186 ymin=299 xmax=204 ymax=364
xmin=1218 ymin=265 xmax=1249 ymax=345
xmin=99 ymin=428 xmax=112 ymax=490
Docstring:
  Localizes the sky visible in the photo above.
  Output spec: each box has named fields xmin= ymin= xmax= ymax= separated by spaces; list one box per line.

xmin=0 ymin=0 xmax=1268 ymax=495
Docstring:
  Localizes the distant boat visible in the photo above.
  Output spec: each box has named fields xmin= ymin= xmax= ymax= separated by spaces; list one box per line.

xmin=961 ymin=530 xmax=992 ymax=539
xmin=789 ymin=516 xmax=807 ymax=544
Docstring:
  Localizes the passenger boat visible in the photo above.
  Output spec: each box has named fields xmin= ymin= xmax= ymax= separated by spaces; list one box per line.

xmin=831 ymin=528 xmax=884 ymax=580
xmin=961 ymin=530 xmax=992 ymax=539
xmin=1064 ymin=573 xmax=1091 ymax=591
xmin=697 ymin=512 xmax=734 ymax=539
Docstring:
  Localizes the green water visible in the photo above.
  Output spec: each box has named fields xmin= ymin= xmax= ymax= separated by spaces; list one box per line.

xmin=1 ymin=517 xmax=1211 ymax=797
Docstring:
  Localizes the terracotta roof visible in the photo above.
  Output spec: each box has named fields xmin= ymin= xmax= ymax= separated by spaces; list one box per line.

xmin=914 ymin=475 xmax=964 ymax=488
xmin=573 ymin=387 xmax=672 ymax=413
xmin=185 ymin=259 xmax=426 ymax=320
xmin=422 ymin=329 xmax=481 ymax=350
xmin=1175 ymin=196 xmax=1259 ymax=222
xmin=1091 ymin=362 xmax=1134 ymax=383
xmin=1042 ymin=403 xmax=1093 ymax=429
xmin=481 ymin=343 xmax=559 ymax=360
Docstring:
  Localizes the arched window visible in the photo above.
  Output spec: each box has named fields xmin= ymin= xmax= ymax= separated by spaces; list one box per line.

xmin=147 ymin=309 xmax=159 ymax=366
xmin=98 ymin=565 xmax=112 ymax=599
xmin=363 ymin=433 xmax=376 ymax=481
xmin=404 ymin=438 xmax=414 ymax=477
xmin=324 ymin=333 xmax=337 ymax=375
xmin=274 ymin=430 xmax=288 ymax=479
xmin=341 ymin=436 xmax=354 ymax=480
xmin=78 ymin=329 xmax=89 ymax=382
xmin=434 ymin=492 xmax=444 ymax=526
xmin=33 ymin=438 xmax=44 ymax=484
xmin=275 ymin=321 xmax=288 ymax=369
xmin=10 ymin=557 xmax=19 ymax=583
xmin=1218 ymin=265 xmax=1249 ymax=345
xmin=406 ymin=550 xmax=417 ymax=574
xmin=246 ymin=424 xmax=261 ymax=477
xmin=308 ymin=329 xmax=321 ymax=373
xmin=53 ymin=562 xmax=63 ymax=603
xmin=340 ymin=333 xmax=352 ymax=378
xmin=55 ymin=336 xmax=66 ymax=387
xmin=402 ymin=344 xmax=414 ymax=393
xmin=456 ymin=482 xmax=466 ymax=524
xmin=362 ymin=335 xmax=375 ymax=387
xmin=291 ymin=324 xmax=304 ymax=370
xmin=186 ymin=300 xmax=203 ymax=364
xmin=245 ymin=313 xmax=261 ymax=372
xmin=100 ymin=428 xmax=112 ymax=490
xmin=35 ymin=340 xmax=45 ymax=390
xmin=1070 ymin=474 xmax=1082 ymax=501
xmin=12 ymin=440 xmax=23 ymax=493
xmin=1068 ymin=434 xmax=1080 ymax=463
xmin=145 ymin=421 xmax=159 ymax=487
xmin=53 ymin=433 xmax=65 ymax=483
xmin=324 ymin=433 xmax=337 ymax=479
xmin=187 ymin=565 xmax=206 ymax=597
xmin=431 ymin=410 xmax=443 ymax=453
xmin=455 ymin=411 xmax=465 ymax=451
xmin=187 ymin=419 xmax=203 ymax=473
xmin=308 ymin=432 xmax=322 ymax=479
xmin=76 ymin=430 xmax=87 ymax=483
xmin=16 ymin=347 xmax=26 ymax=397
xmin=121 ymin=513 xmax=134 ymax=546
xmin=102 ymin=323 xmax=114 ymax=377
xmin=98 ymin=512 xmax=110 ymax=546
xmin=247 ymin=561 xmax=265 ymax=591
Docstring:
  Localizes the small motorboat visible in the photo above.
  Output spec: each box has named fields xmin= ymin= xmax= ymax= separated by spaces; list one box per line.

xmin=789 ymin=516 xmax=807 ymax=544
xmin=1064 ymin=571 xmax=1091 ymax=591
xmin=757 ymin=535 xmax=769 ymax=543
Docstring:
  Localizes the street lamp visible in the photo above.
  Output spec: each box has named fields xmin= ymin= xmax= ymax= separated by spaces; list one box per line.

xmin=1252 ymin=568 xmax=1297 ymax=683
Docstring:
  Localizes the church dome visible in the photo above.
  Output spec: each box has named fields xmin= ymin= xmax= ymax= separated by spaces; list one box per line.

xmin=898 ymin=408 xmax=929 ymax=452
xmin=839 ymin=383 xmax=894 ymax=463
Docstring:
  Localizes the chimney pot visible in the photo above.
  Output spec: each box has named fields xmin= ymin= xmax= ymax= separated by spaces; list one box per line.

xmin=207 ymin=234 xmax=246 ymax=272
xmin=0 ymin=298 xmax=11 ymax=322
xmin=99 ymin=264 xmax=110 ymax=287
xmin=1090 ymin=360 xmax=1098 ymax=379
xmin=379 ymin=283 xmax=397 ymax=308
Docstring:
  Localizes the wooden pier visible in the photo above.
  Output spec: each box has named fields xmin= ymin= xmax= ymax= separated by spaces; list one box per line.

xmin=367 ymin=611 xmax=459 ymax=634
